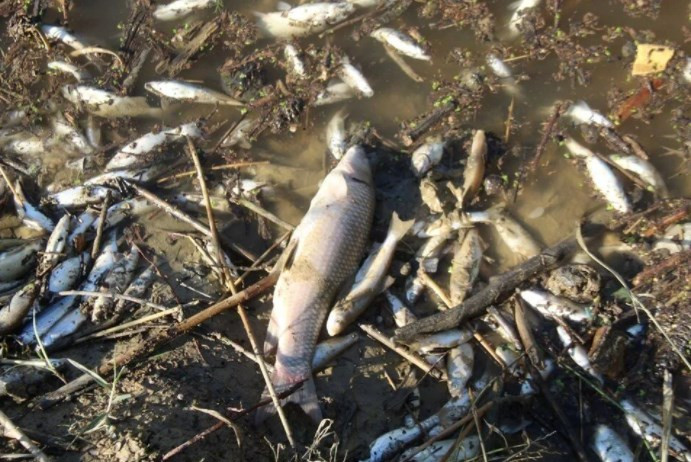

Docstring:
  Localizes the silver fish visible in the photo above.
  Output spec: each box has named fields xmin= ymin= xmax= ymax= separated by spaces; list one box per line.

xmin=13 ymin=182 xmax=55 ymax=232
xmin=62 ymin=85 xmax=162 ymax=119
xmin=385 ymin=291 xmax=417 ymax=327
xmin=18 ymin=295 xmax=78 ymax=345
xmin=314 ymin=80 xmax=356 ymax=106
xmin=338 ymin=57 xmax=374 ymax=97
xmin=486 ymin=54 xmax=521 ymax=96
xmin=36 ymin=215 xmax=71 ymax=276
xmin=50 ymin=113 xmax=94 ymax=155
xmin=312 ymin=332 xmax=359 ymax=371
xmin=653 ymin=222 xmax=691 ymax=254
xmin=153 ymin=0 xmax=216 ymax=21
xmin=495 ymin=344 xmax=522 ymax=376
xmin=458 ymin=130 xmax=486 ymax=206
xmin=411 ymin=137 xmax=444 ymax=177
xmin=41 ymin=24 xmax=87 ymax=50
xmin=284 ymin=44 xmax=307 ymax=78
xmin=520 ymin=289 xmax=592 ymax=323
xmin=145 ymin=80 xmax=243 ymax=106
xmin=565 ymin=101 xmax=614 ymax=128
xmin=446 ymin=343 xmax=474 ymax=398
xmin=257 ymin=145 xmax=375 ymax=423
xmin=466 ymin=206 xmax=541 ymax=261
xmin=114 ymin=265 xmax=156 ymax=317
xmin=371 ymin=28 xmax=430 ymax=61
xmin=68 ymin=210 xmax=98 ymax=247
xmin=556 ymin=326 xmax=602 ymax=383
xmin=85 ymin=115 xmax=101 ymax=148
xmin=619 ymin=399 xmax=691 ymax=459
xmin=0 ymin=282 xmax=38 ymax=335
xmin=448 ymin=228 xmax=483 ymax=304
xmin=487 ymin=306 xmax=523 ymax=351
xmin=47 ymin=61 xmax=91 ymax=81
xmin=48 ymin=253 xmax=90 ymax=294
xmin=508 ymin=0 xmax=542 ymax=35
xmin=564 ymin=138 xmax=631 ymax=213
xmin=591 ymin=424 xmax=634 ymax=462
xmin=49 ymin=185 xmax=118 ymax=209
xmin=0 ymin=240 xmax=43 ymax=282
xmin=610 ymin=154 xmax=669 ymax=198
xmin=255 ymin=2 xmax=354 ymax=39
xmin=91 ymin=244 xmax=140 ymax=322
xmin=326 ymin=109 xmax=348 ymax=160
xmin=327 ymin=212 xmax=413 ymax=335
xmin=400 ymin=435 xmax=480 ymax=462
xmin=410 ymin=328 xmax=473 ymax=354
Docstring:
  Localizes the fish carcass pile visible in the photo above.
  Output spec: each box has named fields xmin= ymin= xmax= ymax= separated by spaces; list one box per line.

xmin=0 ymin=0 xmax=690 ymax=460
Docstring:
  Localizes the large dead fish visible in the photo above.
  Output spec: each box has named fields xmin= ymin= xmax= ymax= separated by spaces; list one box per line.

xmin=256 ymin=145 xmax=375 ymax=423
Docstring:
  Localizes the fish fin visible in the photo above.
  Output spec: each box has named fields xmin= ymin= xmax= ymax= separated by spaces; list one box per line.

xmin=255 ymin=376 xmax=321 ymax=425
xmin=276 ymin=1 xmax=292 ymax=11
xmin=263 ymin=313 xmax=279 ymax=356
xmin=388 ymin=211 xmax=415 ymax=241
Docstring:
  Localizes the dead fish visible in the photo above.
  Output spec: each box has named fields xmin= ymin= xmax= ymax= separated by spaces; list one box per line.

xmin=326 ymin=109 xmax=348 ymax=160
xmin=145 ymin=80 xmax=244 ymax=106
xmin=619 ymin=399 xmax=691 ymax=459
xmin=50 ymin=113 xmax=94 ymax=155
xmin=338 ymin=57 xmax=374 ymax=97
xmin=653 ymin=222 xmax=691 ymax=254
xmin=486 ymin=53 xmax=521 ymax=96
xmin=591 ymin=424 xmax=634 ymax=462
xmin=284 ymin=44 xmax=307 ymax=78
xmin=486 ymin=306 xmax=523 ymax=351
xmin=47 ymin=61 xmax=91 ymax=81
xmin=400 ymin=435 xmax=481 ymax=462
xmin=257 ymin=145 xmax=375 ymax=424
xmin=564 ymin=138 xmax=631 ymax=213
xmin=91 ymin=243 xmax=140 ymax=322
xmin=508 ymin=0 xmax=541 ymax=35
xmin=384 ymin=291 xmax=417 ymax=327
xmin=565 ymin=101 xmax=614 ymax=128
xmin=420 ymin=178 xmax=444 ymax=213
xmin=220 ymin=117 xmax=258 ymax=149
xmin=411 ymin=137 xmax=445 ymax=177
xmin=314 ymin=80 xmax=356 ymax=106
xmin=448 ymin=228 xmax=483 ymax=304
xmin=610 ymin=154 xmax=669 ymax=198
xmin=520 ymin=288 xmax=592 ymax=323
xmin=1 ymin=133 xmax=45 ymax=157
xmin=153 ymin=0 xmax=216 ymax=21
xmin=466 ymin=206 xmax=541 ymax=260
xmin=36 ymin=215 xmax=70 ymax=276
xmin=113 ymin=265 xmax=155 ymax=317
xmin=68 ymin=210 xmax=98 ymax=247
xmin=405 ymin=272 xmax=426 ymax=305
xmin=18 ymin=295 xmax=78 ymax=345
xmin=48 ymin=252 xmax=90 ymax=294
xmin=371 ymin=28 xmax=430 ymax=61
xmin=556 ymin=326 xmax=603 ymax=383
xmin=62 ymin=85 xmax=162 ymax=118
xmin=85 ymin=165 xmax=166 ymax=186
xmin=49 ymin=185 xmax=119 ymax=209
xmin=0 ymin=240 xmax=43 ymax=282
xmin=495 ymin=344 xmax=522 ymax=376
xmin=85 ymin=115 xmax=101 ymax=148
xmin=327 ymin=212 xmax=413 ymax=335
xmin=255 ymin=2 xmax=355 ymax=39
xmin=14 ymin=182 xmax=55 ymax=232
xmin=0 ymin=359 xmax=67 ymax=401
xmin=0 ymin=282 xmax=38 ymax=335
xmin=458 ymin=130 xmax=487 ymax=207
xmin=105 ymin=122 xmax=203 ymax=171
xmin=312 ymin=332 xmax=359 ymax=371
xmin=410 ymin=328 xmax=473 ymax=354
xmin=41 ymin=24 xmax=87 ymax=50
xmin=446 ymin=343 xmax=474 ymax=398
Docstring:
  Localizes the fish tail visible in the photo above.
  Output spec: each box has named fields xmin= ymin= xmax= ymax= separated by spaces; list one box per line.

xmin=255 ymin=370 xmax=322 ymax=425
xmin=389 ymin=212 xmax=415 ymax=241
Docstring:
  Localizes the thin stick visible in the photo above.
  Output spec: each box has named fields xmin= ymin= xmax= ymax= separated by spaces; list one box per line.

xmin=230 ymin=197 xmax=294 ymax=231
xmin=0 ymin=164 xmax=19 ymax=198
xmin=132 ymin=184 xmax=212 ymax=237
xmin=73 ymin=307 xmax=180 ymax=344
xmin=384 ymin=45 xmax=424 ymax=83
xmin=58 ymin=290 xmax=169 ymax=311
xmin=0 ymin=409 xmax=51 ymax=462
xmin=660 ymin=370 xmax=673 ymax=462
xmin=156 ymin=161 xmax=268 ymax=184
xmin=91 ymin=191 xmax=111 ymax=260
xmin=359 ymin=324 xmax=446 ymax=381
xmin=418 ymin=271 xmax=453 ymax=308
xmin=472 ymin=331 xmax=507 ymax=369
xmin=528 ymin=103 xmax=562 ymax=173
xmin=70 ymin=47 xmax=125 ymax=68
xmin=186 ymin=137 xmax=233 ymax=288
xmin=468 ymin=389 xmax=488 ymax=462
xmin=504 ymin=97 xmax=514 ymax=143
xmin=235 ymin=230 xmax=291 ymax=285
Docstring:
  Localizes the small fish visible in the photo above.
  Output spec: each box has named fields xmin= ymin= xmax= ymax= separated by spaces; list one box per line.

xmin=446 ymin=343 xmax=474 ymax=398
xmin=68 ymin=210 xmax=98 ymax=247
xmin=0 ymin=240 xmax=43 ymax=283
xmin=326 ymin=109 xmax=348 ymax=160
xmin=85 ymin=115 xmax=101 ymax=148
xmin=220 ymin=117 xmax=258 ymax=150
xmin=564 ymin=138 xmax=631 ymax=213
xmin=48 ymin=253 xmax=90 ymax=294
xmin=495 ymin=344 xmax=522 ymax=376
xmin=653 ymin=222 xmax=691 ymax=254
xmin=327 ymin=212 xmax=413 ymax=335
xmin=565 ymin=101 xmax=614 ymax=128
xmin=284 ymin=44 xmax=307 ymax=78
xmin=591 ymin=424 xmax=634 ymax=462
xmin=410 ymin=328 xmax=473 ymax=354
xmin=384 ymin=291 xmax=417 ymax=327
xmin=449 ymin=228 xmax=483 ymax=304
xmin=415 ymin=227 xmax=455 ymax=268
xmin=1 ymin=134 xmax=45 ymax=157
xmin=405 ymin=272 xmax=426 ymax=305
xmin=610 ymin=154 xmax=669 ymax=198
xmin=255 ymin=2 xmax=354 ymax=39
xmin=311 ymin=332 xmax=359 ymax=371
xmin=92 ymin=198 xmax=153 ymax=231
xmin=91 ymin=243 xmax=140 ymax=322
xmin=62 ymin=85 xmax=162 ymax=118
xmin=0 ymin=282 xmax=38 ymax=335
xmin=113 ymin=265 xmax=156 ymax=317
xmin=520 ymin=289 xmax=592 ymax=323
xmin=458 ymin=130 xmax=487 ymax=206
xmin=487 ymin=306 xmax=523 ymax=351
xmin=486 ymin=53 xmax=513 ymax=79
xmin=50 ymin=113 xmax=94 ymax=155
xmin=36 ymin=215 xmax=71 ymax=277
xmin=13 ymin=183 xmax=55 ymax=232
xmin=49 ymin=185 xmax=119 ymax=209
xmin=257 ymin=145 xmax=375 ymax=424
xmin=314 ymin=80 xmax=356 ymax=106
xmin=41 ymin=24 xmax=87 ymax=50
xmin=508 ymin=0 xmax=541 ymax=35
xmin=420 ymin=178 xmax=444 ymax=213
xmin=371 ymin=28 xmax=430 ymax=61
xmin=556 ymin=326 xmax=603 ymax=383
xmin=47 ymin=61 xmax=91 ymax=81
xmin=411 ymin=137 xmax=445 ymax=177
xmin=619 ymin=399 xmax=691 ymax=459
xmin=466 ymin=206 xmax=541 ymax=261
xmin=400 ymin=436 xmax=480 ymax=462
xmin=105 ymin=122 xmax=203 ymax=171
xmin=338 ymin=57 xmax=374 ymax=97
xmin=145 ymin=80 xmax=244 ymax=106
xmin=153 ymin=0 xmax=216 ymax=21
xmin=18 ymin=295 xmax=78 ymax=345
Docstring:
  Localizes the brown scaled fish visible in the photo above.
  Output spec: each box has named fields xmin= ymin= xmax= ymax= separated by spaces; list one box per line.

xmin=256 ymin=145 xmax=375 ymax=423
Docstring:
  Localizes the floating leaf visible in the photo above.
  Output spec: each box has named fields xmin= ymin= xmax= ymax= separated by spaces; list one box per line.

xmin=632 ymin=44 xmax=674 ymax=76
